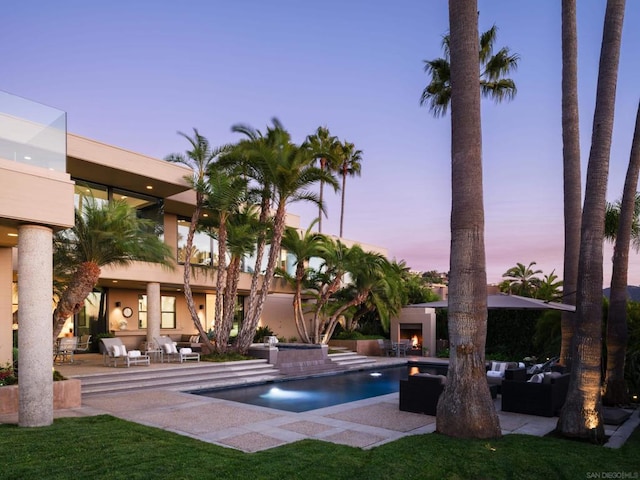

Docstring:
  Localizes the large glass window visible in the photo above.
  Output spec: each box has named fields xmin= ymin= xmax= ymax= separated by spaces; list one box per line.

xmin=177 ymin=218 xmax=213 ymax=266
xmin=74 ymin=180 xmax=108 ymax=210
xmin=138 ymin=295 xmax=176 ymax=329
xmin=113 ymin=188 xmax=164 ymax=236
xmin=73 ymin=180 xmax=164 ymax=236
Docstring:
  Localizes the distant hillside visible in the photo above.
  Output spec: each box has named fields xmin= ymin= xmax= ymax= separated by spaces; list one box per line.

xmin=603 ymin=286 xmax=640 ymax=302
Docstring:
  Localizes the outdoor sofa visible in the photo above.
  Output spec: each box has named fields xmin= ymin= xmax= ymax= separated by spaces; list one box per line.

xmin=176 ymin=334 xmax=203 ymax=351
xmin=501 ymin=371 xmax=570 ymax=417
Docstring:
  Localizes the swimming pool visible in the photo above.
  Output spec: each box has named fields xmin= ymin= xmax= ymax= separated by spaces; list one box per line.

xmin=192 ymin=366 xmax=408 ymax=413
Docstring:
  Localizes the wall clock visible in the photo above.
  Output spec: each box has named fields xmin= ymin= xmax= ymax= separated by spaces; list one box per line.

xmin=122 ymin=307 xmax=133 ymax=318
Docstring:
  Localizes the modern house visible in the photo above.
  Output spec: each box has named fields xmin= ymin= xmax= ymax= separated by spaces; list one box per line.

xmin=1 ymin=91 xmax=390 ymax=368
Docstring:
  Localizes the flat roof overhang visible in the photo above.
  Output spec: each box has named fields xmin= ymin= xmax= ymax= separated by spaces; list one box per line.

xmin=67 ymin=133 xmax=192 ymax=199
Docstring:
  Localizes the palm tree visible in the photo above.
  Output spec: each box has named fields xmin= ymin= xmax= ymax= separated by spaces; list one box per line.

xmin=200 ymin=165 xmax=251 ymax=352
xmin=228 ymin=120 xmax=339 ymax=353
xmin=165 ymin=129 xmax=230 ymax=353
xmin=536 ymin=270 xmax=563 ymax=302
xmin=560 ymin=0 xmax=582 ymax=368
xmin=558 ymin=0 xmax=626 ymax=442
xmin=321 ymin=247 xmax=397 ymax=343
xmin=420 ymin=24 xmax=519 ymax=117
xmin=437 ymin=0 xmax=501 ymax=439
xmin=342 ymin=258 xmax=405 ymax=333
xmin=220 ymin=205 xmax=263 ymax=353
xmin=305 ymin=126 xmax=340 ymax=233
xmin=52 ymin=198 xmax=173 ymax=340
xmin=337 ymin=141 xmax=363 ymax=238
xmin=501 ymin=262 xmax=543 ymax=297
xmin=306 ymin=237 xmax=352 ymax=343
xmin=279 ymin=221 xmax=326 ymax=343
xmin=603 ymin=105 xmax=640 ymax=405
xmin=604 ymin=194 xmax=640 ymax=247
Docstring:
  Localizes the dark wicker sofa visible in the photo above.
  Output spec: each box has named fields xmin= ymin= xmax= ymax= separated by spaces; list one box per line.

xmin=176 ymin=334 xmax=202 ymax=351
xmin=399 ymin=373 xmax=446 ymax=415
xmin=501 ymin=372 xmax=570 ymax=417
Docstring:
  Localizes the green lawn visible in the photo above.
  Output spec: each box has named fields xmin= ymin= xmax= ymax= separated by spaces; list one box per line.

xmin=3 ymin=415 xmax=639 ymax=480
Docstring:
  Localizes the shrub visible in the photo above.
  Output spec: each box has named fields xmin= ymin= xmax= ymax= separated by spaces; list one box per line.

xmin=253 ymin=325 xmax=274 ymax=343
xmin=0 ymin=365 xmax=17 ymax=386
xmin=335 ymin=331 xmax=365 ymax=340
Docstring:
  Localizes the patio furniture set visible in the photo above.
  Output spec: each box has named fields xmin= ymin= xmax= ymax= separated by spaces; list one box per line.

xmin=99 ymin=336 xmax=201 ymax=368
xmin=377 ymin=339 xmax=413 ymax=357
xmin=53 ymin=334 xmax=92 ymax=364
xmin=399 ymin=360 xmax=571 ymax=417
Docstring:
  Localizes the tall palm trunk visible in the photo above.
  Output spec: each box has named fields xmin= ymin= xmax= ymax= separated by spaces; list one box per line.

xmin=322 ymin=291 xmax=368 ymax=343
xmin=558 ymin=0 xmax=625 ymax=442
xmin=213 ymin=220 xmax=229 ymax=352
xmin=604 ymin=102 xmax=640 ymax=405
xmin=217 ymin=255 xmax=241 ymax=353
xmin=437 ymin=0 xmax=501 ymax=439
xmin=52 ymin=262 xmax=101 ymax=341
xmin=213 ymin=218 xmax=228 ymax=346
xmin=239 ymin=196 xmax=270 ymax=350
xmin=236 ymin=202 xmax=287 ymax=353
xmin=560 ymin=0 xmax=582 ymax=368
xmin=318 ymin=158 xmax=326 ymax=233
xmin=339 ymin=167 xmax=347 ymax=238
xmin=183 ymin=201 xmax=214 ymax=354
xmin=292 ymin=262 xmax=311 ymax=343
xmin=311 ymin=276 xmax=343 ymax=343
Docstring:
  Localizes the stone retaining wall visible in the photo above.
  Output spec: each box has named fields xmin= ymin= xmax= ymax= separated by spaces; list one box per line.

xmin=0 ymin=379 xmax=81 ymax=415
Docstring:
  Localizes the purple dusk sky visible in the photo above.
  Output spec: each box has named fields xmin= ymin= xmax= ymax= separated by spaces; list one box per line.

xmin=4 ymin=1 xmax=640 ymax=285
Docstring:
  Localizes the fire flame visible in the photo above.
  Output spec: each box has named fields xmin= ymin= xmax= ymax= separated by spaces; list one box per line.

xmin=411 ymin=335 xmax=418 ymax=347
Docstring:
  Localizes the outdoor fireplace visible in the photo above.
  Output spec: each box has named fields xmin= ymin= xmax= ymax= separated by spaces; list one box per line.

xmin=399 ymin=324 xmax=423 ymax=350
xmin=391 ymin=307 xmax=436 ymax=357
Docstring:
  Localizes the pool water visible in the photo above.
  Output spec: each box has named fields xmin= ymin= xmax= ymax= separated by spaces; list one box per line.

xmin=192 ymin=366 xmax=408 ymax=413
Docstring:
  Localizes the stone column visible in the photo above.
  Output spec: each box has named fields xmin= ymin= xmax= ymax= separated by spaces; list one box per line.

xmin=146 ymin=282 xmax=160 ymax=347
xmin=18 ymin=225 xmax=53 ymax=427
xmin=0 ymin=248 xmax=13 ymax=365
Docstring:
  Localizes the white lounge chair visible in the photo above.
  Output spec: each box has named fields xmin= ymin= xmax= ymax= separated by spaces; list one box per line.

xmin=155 ymin=336 xmax=201 ymax=363
xmin=155 ymin=336 xmax=180 ymax=363
xmin=100 ymin=337 xmax=150 ymax=367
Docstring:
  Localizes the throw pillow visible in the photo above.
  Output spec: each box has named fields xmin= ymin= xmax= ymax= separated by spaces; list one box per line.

xmin=112 ymin=344 xmax=127 ymax=357
xmin=491 ymin=361 xmax=507 ymax=374
xmin=189 ymin=335 xmax=199 ymax=344
xmin=180 ymin=347 xmax=192 ymax=354
xmin=528 ymin=373 xmax=544 ymax=383
xmin=163 ymin=343 xmax=174 ymax=354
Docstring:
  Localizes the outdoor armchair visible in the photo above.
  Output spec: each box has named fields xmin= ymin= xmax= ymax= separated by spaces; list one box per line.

xmin=75 ymin=334 xmax=92 ymax=353
xmin=54 ymin=337 xmax=78 ymax=364
xmin=399 ymin=373 xmax=446 ymax=415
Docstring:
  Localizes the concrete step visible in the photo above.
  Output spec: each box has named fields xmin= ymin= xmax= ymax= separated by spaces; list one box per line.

xmin=329 ymin=351 xmax=377 ymax=369
xmin=78 ymin=360 xmax=282 ymax=396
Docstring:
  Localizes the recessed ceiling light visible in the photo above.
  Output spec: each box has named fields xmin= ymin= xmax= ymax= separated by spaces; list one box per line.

xmin=203 ymin=213 xmax=209 ymax=217
xmin=146 ymin=185 xmax=153 ymax=190
xmin=8 ymin=233 xmax=18 ymax=237
xmin=112 ymin=280 xmax=118 ymax=283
